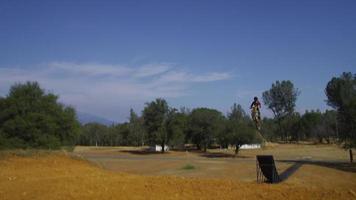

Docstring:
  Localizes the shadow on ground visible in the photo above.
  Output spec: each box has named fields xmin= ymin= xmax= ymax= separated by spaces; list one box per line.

xmin=268 ymin=159 xmax=356 ymax=182
xmin=200 ymin=152 xmax=251 ymax=159
xmin=120 ymin=149 xmax=169 ymax=155
xmin=120 ymin=149 xmax=252 ymax=159
xmin=278 ymin=162 xmax=303 ymax=181
xmin=278 ymin=159 xmax=356 ymax=175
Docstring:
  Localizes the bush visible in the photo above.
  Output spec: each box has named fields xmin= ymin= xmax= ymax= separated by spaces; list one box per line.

xmin=182 ymin=164 xmax=196 ymax=170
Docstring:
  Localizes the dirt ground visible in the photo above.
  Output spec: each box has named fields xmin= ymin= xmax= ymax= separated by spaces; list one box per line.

xmin=0 ymin=144 xmax=355 ymax=200
xmin=75 ymin=144 xmax=356 ymax=187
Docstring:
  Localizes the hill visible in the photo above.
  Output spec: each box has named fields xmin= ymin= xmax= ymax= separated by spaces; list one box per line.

xmin=77 ymin=112 xmax=115 ymax=126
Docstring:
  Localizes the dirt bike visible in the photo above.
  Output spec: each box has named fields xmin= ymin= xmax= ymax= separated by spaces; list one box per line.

xmin=251 ymin=106 xmax=261 ymax=130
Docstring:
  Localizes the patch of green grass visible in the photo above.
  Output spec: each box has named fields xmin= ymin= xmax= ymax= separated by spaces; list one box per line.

xmin=181 ymin=164 xmax=196 ymax=170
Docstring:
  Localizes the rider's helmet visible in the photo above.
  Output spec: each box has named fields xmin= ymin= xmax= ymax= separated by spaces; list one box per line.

xmin=254 ymin=96 xmax=258 ymax=101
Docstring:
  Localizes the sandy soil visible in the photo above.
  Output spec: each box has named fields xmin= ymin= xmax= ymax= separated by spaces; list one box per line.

xmin=1 ymin=154 xmax=356 ymax=200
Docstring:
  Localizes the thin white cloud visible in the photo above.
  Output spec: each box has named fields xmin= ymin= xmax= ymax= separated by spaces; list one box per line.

xmin=134 ymin=64 xmax=171 ymax=78
xmin=48 ymin=62 xmax=133 ymax=77
xmin=155 ymin=71 xmax=231 ymax=84
xmin=190 ymin=72 xmax=231 ymax=82
xmin=154 ymin=71 xmax=188 ymax=83
xmin=0 ymin=62 xmax=231 ymax=121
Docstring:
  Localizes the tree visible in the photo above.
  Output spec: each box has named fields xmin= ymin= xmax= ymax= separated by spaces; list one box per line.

xmin=262 ymin=80 xmax=300 ymax=141
xmin=128 ymin=108 xmax=146 ymax=146
xmin=302 ymin=110 xmax=337 ymax=144
xmin=78 ymin=123 xmax=108 ymax=146
xmin=320 ymin=110 xmax=338 ymax=143
xmin=189 ymin=108 xmax=224 ymax=152
xmin=282 ymin=112 xmax=301 ymax=142
xmin=226 ymin=104 xmax=260 ymax=155
xmin=0 ymin=82 xmax=80 ymax=149
xmin=325 ymin=72 xmax=356 ymax=162
xmin=110 ymin=124 xmax=125 ymax=146
xmin=120 ymin=123 xmax=131 ymax=145
xmin=227 ymin=103 xmax=249 ymax=122
xmin=298 ymin=110 xmax=322 ymax=141
xmin=227 ymin=121 xmax=257 ymax=155
xmin=142 ymin=98 xmax=170 ymax=153
xmin=261 ymin=117 xmax=278 ymax=141
xmin=166 ymin=111 xmax=188 ymax=149
xmin=216 ymin=119 xmax=230 ymax=149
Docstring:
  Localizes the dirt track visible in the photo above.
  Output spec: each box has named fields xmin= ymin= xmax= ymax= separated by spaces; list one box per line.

xmin=1 ymin=152 xmax=356 ymax=200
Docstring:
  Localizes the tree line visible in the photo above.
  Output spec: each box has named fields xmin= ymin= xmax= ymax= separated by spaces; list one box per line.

xmin=0 ymin=72 xmax=355 ymax=160
xmin=76 ymin=99 xmax=338 ymax=153
xmin=77 ymin=102 xmax=262 ymax=155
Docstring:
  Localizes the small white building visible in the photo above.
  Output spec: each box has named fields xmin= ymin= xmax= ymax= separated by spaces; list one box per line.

xmin=240 ymin=144 xmax=261 ymax=149
xmin=150 ymin=145 xmax=169 ymax=152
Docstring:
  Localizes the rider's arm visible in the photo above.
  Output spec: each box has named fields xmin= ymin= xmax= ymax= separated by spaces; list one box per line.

xmin=250 ymin=102 xmax=254 ymax=109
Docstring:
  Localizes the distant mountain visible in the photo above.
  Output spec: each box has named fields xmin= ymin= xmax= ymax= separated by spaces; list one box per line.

xmin=76 ymin=112 xmax=115 ymax=126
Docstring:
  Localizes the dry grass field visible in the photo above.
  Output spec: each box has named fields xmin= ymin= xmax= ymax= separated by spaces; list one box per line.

xmin=0 ymin=144 xmax=355 ymax=200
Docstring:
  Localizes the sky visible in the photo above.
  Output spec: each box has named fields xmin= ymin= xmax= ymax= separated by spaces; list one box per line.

xmin=0 ymin=0 xmax=355 ymax=122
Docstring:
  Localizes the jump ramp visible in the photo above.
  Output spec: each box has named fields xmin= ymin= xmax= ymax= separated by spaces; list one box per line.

xmin=256 ymin=155 xmax=281 ymax=183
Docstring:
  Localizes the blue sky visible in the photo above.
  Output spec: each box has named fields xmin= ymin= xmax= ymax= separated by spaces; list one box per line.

xmin=0 ymin=0 xmax=355 ymax=122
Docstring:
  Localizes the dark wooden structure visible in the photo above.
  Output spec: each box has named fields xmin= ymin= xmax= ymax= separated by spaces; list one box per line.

xmin=256 ymin=155 xmax=280 ymax=183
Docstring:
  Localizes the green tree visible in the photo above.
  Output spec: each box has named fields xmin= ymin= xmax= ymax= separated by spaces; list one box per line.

xmin=108 ymin=124 xmax=124 ymax=146
xmin=262 ymin=80 xmax=300 ymax=141
xmin=298 ymin=110 xmax=323 ymax=140
xmin=321 ymin=110 xmax=338 ymax=143
xmin=261 ymin=117 xmax=278 ymax=142
xmin=189 ymin=108 xmax=224 ymax=152
xmin=0 ymin=82 xmax=80 ymax=149
xmin=226 ymin=104 xmax=260 ymax=155
xmin=166 ymin=111 xmax=188 ymax=149
xmin=216 ymin=119 xmax=230 ymax=149
xmin=118 ymin=122 xmax=130 ymax=146
xmin=325 ymin=72 xmax=356 ymax=162
xmin=142 ymin=98 xmax=170 ymax=153
xmin=128 ymin=108 xmax=146 ymax=146
xmin=228 ymin=103 xmax=250 ymax=122
xmin=282 ymin=112 xmax=301 ymax=142
xmin=78 ymin=123 xmax=108 ymax=146
xmin=227 ymin=121 xmax=257 ymax=155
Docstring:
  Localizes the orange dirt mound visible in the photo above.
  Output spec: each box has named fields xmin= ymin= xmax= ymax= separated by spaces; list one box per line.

xmin=0 ymin=155 xmax=355 ymax=200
